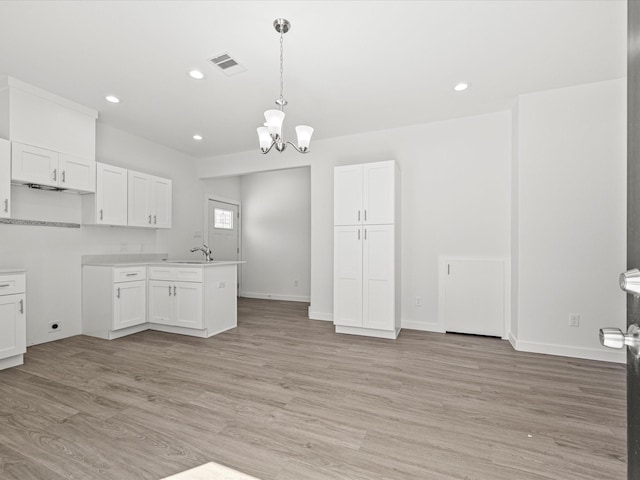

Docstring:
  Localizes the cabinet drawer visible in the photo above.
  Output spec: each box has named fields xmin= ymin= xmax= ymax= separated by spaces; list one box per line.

xmin=149 ymin=266 xmax=203 ymax=283
xmin=113 ymin=266 xmax=147 ymax=282
xmin=0 ymin=274 xmax=26 ymax=296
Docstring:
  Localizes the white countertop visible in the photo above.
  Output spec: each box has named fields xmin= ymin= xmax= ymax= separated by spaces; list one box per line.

xmin=0 ymin=268 xmax=26 ymax=274
xmin=83 ymin=260 xmax=245 ymax=267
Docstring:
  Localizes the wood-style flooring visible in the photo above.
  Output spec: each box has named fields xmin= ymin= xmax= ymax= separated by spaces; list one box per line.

xmin=0 ymin=298 xmax=627 ymax=479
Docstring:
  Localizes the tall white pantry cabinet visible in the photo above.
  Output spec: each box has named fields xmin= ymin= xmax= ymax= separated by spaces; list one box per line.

xmin=333 ymin=160 xmax=401 ymax=339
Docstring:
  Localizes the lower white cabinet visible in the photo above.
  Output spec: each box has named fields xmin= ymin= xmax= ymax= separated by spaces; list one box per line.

xmin=149 ymin=280 xmax=203 ymax=328
xmin=0 ymin=271 xmax=26 ymax=370
xmin=333 ymin=224 xmax=399 ymax=338
xmin=82 ymin=265 xmax=147 ymax=340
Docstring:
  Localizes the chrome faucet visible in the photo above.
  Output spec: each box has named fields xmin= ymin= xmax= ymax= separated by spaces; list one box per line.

xmin=190 ymin=243 xmax=213 ymax=262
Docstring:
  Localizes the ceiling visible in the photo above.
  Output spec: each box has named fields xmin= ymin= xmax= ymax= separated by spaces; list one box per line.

xmin=0 ymin=1 xmax=626 ymax=159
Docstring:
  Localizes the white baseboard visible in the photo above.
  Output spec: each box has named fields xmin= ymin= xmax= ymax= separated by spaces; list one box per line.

xmin=401 ymin=320 xmax=445 ymax=333
xmin=308 ymin=309 xmax=333 ymax=321
xmin=510 ymin=333 xmax=625 ymax=364
xmin=239 ymin=292 xmax=310 ymax=303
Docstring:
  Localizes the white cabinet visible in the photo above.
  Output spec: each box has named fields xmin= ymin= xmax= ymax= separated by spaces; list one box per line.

xmin=0 ymin=272 xmax=26 ymax=370
xmin=148 ymin=266 xmax=203 ymax=328
xmin=82 ymin=265 xmax=147 ymax=340
xmin=334 ymin=161 xmax=396 ymax=226
xmin=0 ymin=138 xmax=10 ymax=218
xmin=11 ymin=142 xmax=95 ymax=193
xmin=128 ymin=171 xmax=172 ymax=228
xmin=82 ymin=163 xmax=128 ymax=225
xmin=333 ymin=160 xmax=400 ymax=339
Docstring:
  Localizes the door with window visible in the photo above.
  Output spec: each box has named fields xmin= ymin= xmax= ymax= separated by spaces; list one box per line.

xmin=207 ymin=198 xmax=241 ymax=289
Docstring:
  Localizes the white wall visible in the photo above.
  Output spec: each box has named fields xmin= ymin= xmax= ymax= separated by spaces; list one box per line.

xmin=513 ymin=78 xmax=626 ymax=362
xmin=0 ymin=123 xmax=204 ymax=345
xmin=239 ymin=167 xmax=311 ymax=301
xmin=197 ymin=111 xmax=512 ymax=329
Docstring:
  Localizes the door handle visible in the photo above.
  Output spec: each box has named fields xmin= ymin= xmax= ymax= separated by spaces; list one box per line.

xmin=364 ymin=210 xmax=367 ymax=221
xmin=116 ymin=287 xmax=121 ymax=299
xmin=173 ymin=285 xmax=177 ymax=296
xmin=358 ymin=229 xmax=360 ymax=240
xmin=61 ymin=170 xmax=66 ymax=183
xmin=169 ymin=285 xmax=172 ymax=296
xmin=148 ymin=215 xmax=152 ymax=224
xmin=19 ymin=299 xmax=24 ymax=314
xmin=99 ymin=209 xmax=104 ymax=220
xmin=600 ymin=324 xmax=640 ymax=354
xmin=154 ymin=215 xmax=157 ymax=224
xmin=364 ymin=228 xmax=367 ymax=240
xmin=3 ymin=198 xmax=7 ymax=213
xmin=358 ymin=210 xmax=360 ymax=222
xmin=620 ymin=269 xmax=640 ymax=296
xmin=52 ymin=169 xmax=57 ymax=181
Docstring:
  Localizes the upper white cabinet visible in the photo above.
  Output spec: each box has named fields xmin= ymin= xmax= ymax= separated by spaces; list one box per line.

xmin=334 ymin=161 xmax=397 ymax=226
xmin=333 ymin=160 xmax=400 ymax=339
xmin=11 ymin=142 xmax=95 ymax=193
xmin=0 ymin=77 xmax=97 ymax=192
xmin=128 ymin=170 xmax=172 ymax=229
xmin=92 ymin=163 xmax=128 ymax=226
xmin=0 ymin=138 xmax=10 ymax=218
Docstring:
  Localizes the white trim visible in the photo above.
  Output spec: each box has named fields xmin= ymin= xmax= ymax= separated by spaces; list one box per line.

xmin=0 ymin=354 xmax=23 ymax=370
xmin=335 ymin=325 xmax=400 ymax=339
xmin=510 ymin=334 xmax=625 ymax=364
xmin=438 ymin=256 xmax=511 ymax=339
xmin=309 ymin=309 xmax=333 ymax=321
xmin=239 ymin=292 xmax=310 ymax=303
xmin=401 ymin=320 xmax=444 ymax=333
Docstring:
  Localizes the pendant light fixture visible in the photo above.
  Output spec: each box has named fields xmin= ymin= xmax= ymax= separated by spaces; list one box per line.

xmin=257 ymin=18 xmax=314 ymax=154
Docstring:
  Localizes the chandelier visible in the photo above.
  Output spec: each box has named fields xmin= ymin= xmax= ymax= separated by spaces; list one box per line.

xmin=257 ymin=18 xmax=314 ymax=154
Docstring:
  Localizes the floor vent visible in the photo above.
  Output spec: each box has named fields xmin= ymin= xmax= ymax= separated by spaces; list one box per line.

xmin=209 ymin=53 xmax=246 ymax=76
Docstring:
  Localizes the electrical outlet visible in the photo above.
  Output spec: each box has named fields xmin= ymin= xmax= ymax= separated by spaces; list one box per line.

xmin=49 ymin=321 xmax=62 ymax=333
xmin=416 ymin=297 xmax=422 ymax=307
xmin=569 ymin=314 xmax=580 ymax=327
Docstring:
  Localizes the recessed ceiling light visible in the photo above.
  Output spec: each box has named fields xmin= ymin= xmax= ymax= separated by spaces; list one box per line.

xmin=193 ymin=134 xmax=203 ymax=141
xmin=105 ymin=95 xmax=120 ymax=103
xmin=454 ymin=82 xmax=469 ymax=92
xmin=188 ymin=69 xmax=205 ymax=80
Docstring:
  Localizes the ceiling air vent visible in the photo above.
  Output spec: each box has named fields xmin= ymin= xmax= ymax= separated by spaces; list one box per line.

xmin=209 ymin=53 xmax=246 ymax=76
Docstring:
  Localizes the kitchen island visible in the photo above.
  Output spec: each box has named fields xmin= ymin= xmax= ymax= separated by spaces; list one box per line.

xmin=82 ymin=260 xmax=244 ymax=340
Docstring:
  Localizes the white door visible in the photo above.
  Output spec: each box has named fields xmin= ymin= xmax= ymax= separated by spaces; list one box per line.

xmin=362 ymin=224 xmax=395 ymax=331
xmin=0 ymin=139 xmax=10 ymax=218
xmin=333 ymin=226 xmax=363 ymax=327
xmin=113 ymin=280 xmax=146 ymax=330
xmin=443 ymin=258 xmax=504 ymax=337
xmin=334 ymin=164 xmax=363 ymax=226
xmin=363 ymin=161 xmax=395 ymax=225
xmin=0 ymin=293 xmax=26 ymax=359
xmin=174 ymin=282 xmax=203 ymax=329
xmin=58 ymin=153 xmax=95 ymax=193
xmin=96 ymin=163 xmax=128 ymax=226
xmin=207 ymin=199 xmax=240 ymax=261
xmin=148 ymin=280 xmax=173 ymax=325
xmin=152 ymin=176 xmax=172 ymax=228
xmin=11 ymin=142 xmax=58 ymax=187
xmin=128 ymin=170 xmax=152 ymax=227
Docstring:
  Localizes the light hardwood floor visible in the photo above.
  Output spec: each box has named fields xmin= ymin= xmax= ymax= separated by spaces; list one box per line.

xmin=0 ymin=298 xmax=626 ymax=479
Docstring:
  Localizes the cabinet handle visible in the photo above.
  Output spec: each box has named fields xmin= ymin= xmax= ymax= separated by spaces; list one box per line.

xmin=364 ymin=210 xmax=367 ymax=221
xmin=99 ymin=209 xmax=104 ymax=220
xmin=169 ymin=285 xmax=172 ymax=296
xmin=154 ymin=215 xmax=157 ymax=224
xmin=52 ymin=169 xmax=57 ymax=181
xmin=125 ymin=273 xmax=137 ymax=277
xmin=358 ymin=210 xmax=360 ymax=222
xmin=148 ymin=215 xmax=152 ymax=224
xmin=0 ymin=284 xmax=9 ymax=288
xmin=358 ymin=229 xmax=360 ymax=240
xmin=3 ymin=198 xmax=7 ymax=213
xmin=173 ymin=285 xmax=177 ymax=296
xmin=116 ymin=287 xmax=120 ymax=299
xmin=19 ymin=299 xmax=24 ymax=314
xmin=364 ymin=228 xmax=367 ymax=240
xmin=61 ymin=170 xmax=66 ymax=183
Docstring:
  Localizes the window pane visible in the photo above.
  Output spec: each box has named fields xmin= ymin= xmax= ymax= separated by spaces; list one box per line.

xmin=214 ymin=208 xmax=233 ymax=230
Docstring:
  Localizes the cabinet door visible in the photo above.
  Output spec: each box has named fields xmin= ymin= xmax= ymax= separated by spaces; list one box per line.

xmin=363 ymin=161 xmax=395 ymax=225
xmin=0 ymin=139 xmax=10 ymax=219
xmin=174 ymin=282 xmax=203 ymax=329
xmin=96 ymin=163 xmax=128 ymax=225
xmin=128 ymin=170 xmax=153 ymax=227
xmin=148 ymin=280 xmax=174 ymax=325
xmin=334 ymin=164 xmax=363 ymax=226
xmin=152 ymin=176 xmax=172 ymax=229
xmin=333 ymin=226 xmax=363 ymax=327
xmin=11 ymin=142 xmax=58 ymax=187
xmin=0 ymin=293 xmax=26 ymax=360
xmin=362 ymin=224 xmax=395 ymax=331
xmin=113 ymin=280 xmax=146 ymax=330
xmin=58 ymin=153 xmax=95 ymax=193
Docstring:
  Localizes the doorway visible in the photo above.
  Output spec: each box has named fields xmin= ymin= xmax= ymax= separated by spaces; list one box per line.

xmin=205 ymin=195 xmax=241 ymax=290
